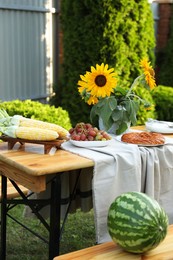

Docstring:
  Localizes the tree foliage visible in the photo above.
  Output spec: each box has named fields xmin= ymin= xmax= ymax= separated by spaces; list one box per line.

xmin=52 ymin=0 xmax=155 ymax=126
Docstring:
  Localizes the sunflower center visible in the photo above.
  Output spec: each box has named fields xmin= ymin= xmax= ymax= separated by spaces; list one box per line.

xmin=95 ymin=75 xmax=107 ymax=87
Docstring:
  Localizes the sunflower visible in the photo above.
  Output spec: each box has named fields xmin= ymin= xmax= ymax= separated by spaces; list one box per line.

xmin=78 ymin=59 xmax=156 ymax=135
xmin=78 ymin=72 xmax=90 ymax=93
xmin=78 ymin=63 xmax=117 ymax=99
xmin=87 ymin=95 xmax=99 ymax=105
xmin=140 ymin=58 xmax=156 ymax=90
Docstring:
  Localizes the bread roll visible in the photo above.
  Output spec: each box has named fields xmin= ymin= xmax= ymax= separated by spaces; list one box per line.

xmin=121 ymin=132 xmax=165 ymax=145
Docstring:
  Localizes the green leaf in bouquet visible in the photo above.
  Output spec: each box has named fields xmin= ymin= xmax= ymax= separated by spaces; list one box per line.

xmin=112 ymin=108 xmax=124 ymax=121
xmin=116 ymin=121 xmax=129 ymax=135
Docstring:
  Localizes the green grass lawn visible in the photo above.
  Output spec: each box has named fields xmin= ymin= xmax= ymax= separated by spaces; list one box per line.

xmin=0 ymin=205 xmax=96 ymax=260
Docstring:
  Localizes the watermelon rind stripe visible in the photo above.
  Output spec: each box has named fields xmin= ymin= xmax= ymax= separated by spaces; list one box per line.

xmin=107 ymin=191 xmax=169 ymax=253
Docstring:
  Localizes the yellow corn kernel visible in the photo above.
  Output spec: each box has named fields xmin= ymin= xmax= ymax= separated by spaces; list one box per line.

xmin=19 ymin=118 xmax=68 ymax=139
xmin=16 ymin=127 xmax=59 ymax=141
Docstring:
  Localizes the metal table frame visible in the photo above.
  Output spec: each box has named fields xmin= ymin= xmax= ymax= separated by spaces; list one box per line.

xmin=0 ymin=170 xmax=81 ymax=260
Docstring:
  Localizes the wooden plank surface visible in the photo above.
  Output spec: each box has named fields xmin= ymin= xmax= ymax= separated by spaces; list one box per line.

xmin=0 ymin=141 xmax=94 ymax=191
xmin=0 ymin=176 xmax=29 ymax=199
xmin=0 ymin=162 xmax=46 ymax=192
xmin=55 ymin=225 xmax=173 ymax=260
xmin=0 ymin=142 xmax=94 ymax=177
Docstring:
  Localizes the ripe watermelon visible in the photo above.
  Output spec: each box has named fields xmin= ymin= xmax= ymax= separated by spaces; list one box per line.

xmin=107 ymin=191 xmax=169 ymax=253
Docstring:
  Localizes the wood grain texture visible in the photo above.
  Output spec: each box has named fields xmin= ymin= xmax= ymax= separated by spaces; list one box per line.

xmin=0 ymin=176 xmax=29 ymax=199
xmin=54 ymin=225 xmax=173 ymax=260
xmin=0 ymin=125 xmax=172 ymax=191
xmin=0 ymin=161 xmax=46 ymax=192
xmin=0 ymin=142 xmax=94 ymax=176
xmin=0 ymin=141 xmax=93 ymax=191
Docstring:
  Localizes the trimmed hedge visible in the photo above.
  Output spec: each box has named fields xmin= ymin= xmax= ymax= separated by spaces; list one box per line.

xmin=52 ymin=0 xmax=155 ymax=126
xmin=151 ymin=86 xmax=173 ymax=121
xmin=0 ymin=100 xmax=72 ymax=130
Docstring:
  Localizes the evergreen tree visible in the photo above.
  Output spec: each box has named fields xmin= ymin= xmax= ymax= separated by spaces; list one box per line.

xmin=53 ymin=0 xmax=155 ymax=126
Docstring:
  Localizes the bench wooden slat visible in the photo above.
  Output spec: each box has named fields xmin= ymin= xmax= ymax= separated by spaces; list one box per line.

xmin=0 ymin=176 xmax=29 ymax=199
xmin=54 ymin=225 xmax=173 ymax=260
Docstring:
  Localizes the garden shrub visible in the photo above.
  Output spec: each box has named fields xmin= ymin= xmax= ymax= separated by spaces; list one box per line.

xmin=134 ymin=86 xmax=156 ymax=125
xmin=0 ymin=100 xmax=72 ymax=130
xmin=151 ymin=85 xmax=173 ymax=121
xmin=52 ymin=0 xmax=155 ymax=126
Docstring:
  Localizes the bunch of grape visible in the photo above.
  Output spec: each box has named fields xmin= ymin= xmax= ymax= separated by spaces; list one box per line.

xmin=69 ymin=122 xmax=112 ymax=141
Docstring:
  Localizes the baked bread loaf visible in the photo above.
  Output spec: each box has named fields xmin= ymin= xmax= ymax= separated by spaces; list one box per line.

xmin=121 ymin=132 xmax=165 ymax=145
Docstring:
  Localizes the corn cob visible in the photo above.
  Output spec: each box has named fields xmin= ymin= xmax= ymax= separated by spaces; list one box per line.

xmin=15 ymin=116 xmax=68 ymax=139
xmin=0 ymin=126 xmax=59 ymax=141
xmin=0 ymin=109 xmax=68 ymax=139
xmin=11 ymin=115 xmax=68 ymax=139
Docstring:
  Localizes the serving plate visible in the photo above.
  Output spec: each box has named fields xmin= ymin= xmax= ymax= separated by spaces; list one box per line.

xmin=69 ymin=139 xmax=112 ymax=148
xmin=145 ymin=122 xmax=173 ymax=134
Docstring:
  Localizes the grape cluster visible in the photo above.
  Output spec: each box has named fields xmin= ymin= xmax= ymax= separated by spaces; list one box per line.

xmin=69 ymin=122 xmax=112 ymax=141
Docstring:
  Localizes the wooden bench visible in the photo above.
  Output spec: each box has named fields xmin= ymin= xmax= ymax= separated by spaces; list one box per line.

xmin=54 ymin=225 xmax=173 ymax=260
xmin=0 ymin=176 xmax=29 ymax=199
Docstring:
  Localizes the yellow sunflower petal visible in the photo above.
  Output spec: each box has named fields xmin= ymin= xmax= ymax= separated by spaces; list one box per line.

xmin=107 ymin=68 xmax=115 ymax=74
xmin=103 ymin=64 xmax=109 ymax=71
xmin=140 ymin=58 xmax=154 ymax=72
xmin=80 ymin=74 xmax=88 ymax=82
xmin=78 ymin=63 xmax=117 ymax=99
xmin=91 ymin=65 xmax=96 ymax=72
xmin=87 ymin=96 xmax=99 ymax=105
xmin=144 ymin=71 xmax=156 ymax=90
xmin=140 ymin=58 xmax=156 ymax=89
xmin=78 ymin=80 xmax=88 ymax=88
xmin=78 ymin=86 xmax=86 ymax=93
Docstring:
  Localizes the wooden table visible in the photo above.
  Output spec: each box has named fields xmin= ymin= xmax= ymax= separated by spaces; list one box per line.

xmin=0 ymin=126 xmax=172 ymax=259
xmin=131 ymin=125 xmax=173 ymax=138
xmin=0 ymin=142 xmax=94 ymax=260
xmin=54 ymin=225 xmax=173 ymax=259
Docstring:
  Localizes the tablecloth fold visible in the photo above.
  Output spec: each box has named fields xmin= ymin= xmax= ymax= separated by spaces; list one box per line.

xmin=62 ymin=137 xmax=173 ymax=243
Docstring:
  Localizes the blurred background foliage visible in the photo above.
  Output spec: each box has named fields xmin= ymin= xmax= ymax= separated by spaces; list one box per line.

xmin=2 ymin=1 xmax=173 ymax=127
xmin=151 ymin=86 xmax=173 ymax=122
xmin=157 ymin=12 xmax=173 ymax=87
xmin=51 ymin=0 xmax=156 ymax=126
xmin=0 ymin=100 xmax=72 ymax=130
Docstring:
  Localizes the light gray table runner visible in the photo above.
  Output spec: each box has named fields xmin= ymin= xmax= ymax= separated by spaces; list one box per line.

xmin=62 ymin=137 xmax=173 ymax=243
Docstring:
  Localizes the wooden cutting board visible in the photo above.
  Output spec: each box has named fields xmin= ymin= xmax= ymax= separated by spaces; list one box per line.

xmin=0 ymin=135 xmax=66 ymax=154
xmin=55 ymin=225 xmax=173 ymax=260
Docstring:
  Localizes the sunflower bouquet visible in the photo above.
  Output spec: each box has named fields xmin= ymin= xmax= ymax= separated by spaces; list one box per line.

xmin=78 ymin=58 xmax=156 ymax=135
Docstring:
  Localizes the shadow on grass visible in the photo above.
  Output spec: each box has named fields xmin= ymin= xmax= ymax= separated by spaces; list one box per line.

xmin=0 ymin=205 xmax=96 ymax=259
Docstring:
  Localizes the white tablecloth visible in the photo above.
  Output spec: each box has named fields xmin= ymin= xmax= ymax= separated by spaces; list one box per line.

xmin=61 ymin=136 xmax=173 ymax=243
